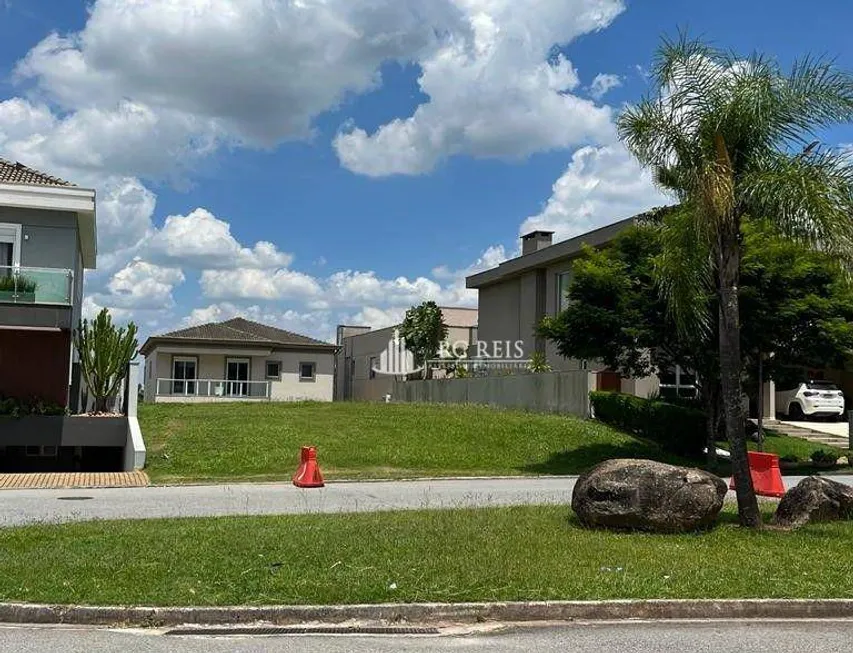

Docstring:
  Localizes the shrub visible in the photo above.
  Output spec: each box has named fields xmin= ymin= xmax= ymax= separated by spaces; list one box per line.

xmin=811 ymin=449 xmax=839 ymax=465
xmin=528 ymin=352 xmax=552 ymax=373
xmin=0 ymin=275 xmax=37 ymax=293
xmin=589 ymin=391 xmax=706 ymax=457
xmin=0 ymin=397 xmax=66 ymax=417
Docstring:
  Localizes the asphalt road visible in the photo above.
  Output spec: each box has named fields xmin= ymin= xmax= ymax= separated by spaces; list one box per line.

xmin=2 ymin=475 xmax=852 ymax=527
xmin=2 ymin=620 xmax=852 ymax=652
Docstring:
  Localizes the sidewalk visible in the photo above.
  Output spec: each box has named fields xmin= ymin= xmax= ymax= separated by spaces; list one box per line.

xmin=2 ymin=475 xmax=850 ymax=528
xmin=0 ymin=471 xmax=149 ymax=490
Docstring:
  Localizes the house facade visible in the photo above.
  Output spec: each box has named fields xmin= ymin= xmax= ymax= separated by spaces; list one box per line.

xmin=141 ymin=317 xmax=338 ymax=403
xmin=335 ymin=306 xmax=478 ymax=401
xmin=466 ymin=214 xmax=668 ymax=399
xmin=466 ymin=212 xmax=780 ymax=418
xmin=0 ymin=158 xmax=96 ymax=410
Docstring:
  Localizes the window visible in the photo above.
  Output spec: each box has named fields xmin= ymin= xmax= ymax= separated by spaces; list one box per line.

xmin=556 ymin=271 xmax=572 ymax=312
xmin=369 ymin=357 xmax=378 ymax=380
xmin=265 ymin=361 xmax=281 ymax=379
xmin=658 ymin=365 xmax=698 ymax=400
xmin=299 ymin=362 xmax=317 ymax=382
xmin=225 ymin=358 xmax=250 ymax=397
xmin=0 ymin=223 xmax=21 ymax=276
xmin=172 ymin=357 xmax=197 ymax=396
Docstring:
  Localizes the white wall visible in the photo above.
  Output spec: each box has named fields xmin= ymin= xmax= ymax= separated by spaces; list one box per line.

xmin=267 ymin=351 xmax=334 ymax=402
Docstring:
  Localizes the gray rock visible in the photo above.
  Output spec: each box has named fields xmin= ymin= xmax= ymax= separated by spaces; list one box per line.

xmin=772 ymin=476 xmax=853 ymax=529
xmin=571 ymin=459 xmax=728 ymax=533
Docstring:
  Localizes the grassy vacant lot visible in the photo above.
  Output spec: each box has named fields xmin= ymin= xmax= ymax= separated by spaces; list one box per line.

xmin=139 ymin=402 xmax=687 ymax=483
xmin=0 ymin=506 xmax=849 ymax=606
xmin=139 ymin=402 xmax=846 ymax=483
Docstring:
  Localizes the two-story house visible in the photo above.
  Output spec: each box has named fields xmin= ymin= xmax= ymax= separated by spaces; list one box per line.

xmin=0 ymin=158 xmax=96 ymax=411
xmin=465 ymin=212 xmax=665 ymax=398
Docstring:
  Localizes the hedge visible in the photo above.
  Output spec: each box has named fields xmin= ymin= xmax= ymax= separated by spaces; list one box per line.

xmin=589 ymin=391 xmax=706 ymax=458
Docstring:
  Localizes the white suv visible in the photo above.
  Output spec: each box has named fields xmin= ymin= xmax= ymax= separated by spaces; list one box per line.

xmin=775 ymin=380 xmax=846 ymax=421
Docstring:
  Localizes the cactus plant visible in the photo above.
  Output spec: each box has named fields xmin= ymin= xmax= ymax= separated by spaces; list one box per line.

xmin=73 ymin=308 xmax=139 ymax=414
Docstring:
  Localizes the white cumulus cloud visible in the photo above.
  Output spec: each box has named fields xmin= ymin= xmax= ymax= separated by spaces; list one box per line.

xmin=588 ymin=73 xmax=622 ymax=99
xmin=334 ymin=0 xmax=625 ymax=175
xmin=520 ymin=144 xmax=668 ymax=242
xmin=148 ymin=208 xmax=293 ymax=270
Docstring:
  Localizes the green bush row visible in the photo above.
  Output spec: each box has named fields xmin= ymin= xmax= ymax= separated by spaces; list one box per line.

xmin=589 ymin=391 xmax=706 ymax=457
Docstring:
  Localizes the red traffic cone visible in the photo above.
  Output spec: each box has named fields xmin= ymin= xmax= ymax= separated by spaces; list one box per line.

xmin=729 ymin=451 xmax=786 ymax=498
xmin=293 ymin=446 xmax=325 ymax=488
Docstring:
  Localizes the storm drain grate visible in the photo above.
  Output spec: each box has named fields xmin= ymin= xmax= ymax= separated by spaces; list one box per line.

xmin=165 ymin=625 xmax=440 ymax=637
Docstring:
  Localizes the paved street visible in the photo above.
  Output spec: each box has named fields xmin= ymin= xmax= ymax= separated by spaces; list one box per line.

xmin=0 ymin=477 xmax=577 ymax=526
xmin=2 ymin=475 xmax=851 ymax=527
xmin=1 ymin=620 xmax=852 ymax=652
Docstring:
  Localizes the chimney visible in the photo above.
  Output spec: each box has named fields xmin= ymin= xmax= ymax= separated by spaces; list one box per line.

xmin=521 ymin=230 xmax=554 ymax=256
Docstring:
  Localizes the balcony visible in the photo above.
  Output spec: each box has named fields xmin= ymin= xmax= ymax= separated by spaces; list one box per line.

xmin=153 ymin=378 xmax=271 ymax=403
xmin=0 ymin=266 xmax=74 ymax=306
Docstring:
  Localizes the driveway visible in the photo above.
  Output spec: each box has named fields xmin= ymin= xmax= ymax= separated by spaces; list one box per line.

xmin=781 ymin=420 xmax=849 ymax=438
xmin=2 ymin=475 xmax=850 ymax=527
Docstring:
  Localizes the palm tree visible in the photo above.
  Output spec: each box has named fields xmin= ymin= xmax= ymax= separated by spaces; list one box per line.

xmin=618 ymin=35 xmax=853 ymax=527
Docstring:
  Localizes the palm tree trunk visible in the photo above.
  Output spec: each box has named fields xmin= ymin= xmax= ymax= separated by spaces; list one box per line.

xmin=718 ymin=226 xmax=762 ymax=528
xmin=702 ymin=380 xmax=719 ymax=470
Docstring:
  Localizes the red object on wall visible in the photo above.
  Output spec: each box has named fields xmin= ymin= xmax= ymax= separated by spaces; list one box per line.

xmin=0 ymin=329 xmax=70 ymax=406
xmin=597 ymin=371 xmax=622 ymax=392
xmin=293 ymin=446 xmax=325 ymax=488
xmin=729 ymin=451 xmax=786 ymax=498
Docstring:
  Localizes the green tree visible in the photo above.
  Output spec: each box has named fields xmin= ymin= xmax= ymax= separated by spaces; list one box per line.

xmin=618 ymin=35 xmax=853 ymax=527
xmin=540 ymin=221 xmax=853 ymax=466
xmin=74 ymin=308 xmax=139 ymax=414
xmin=539 ymin=222 xmax=720 ymax=464
xmin=399 ymin=301 xmax=448 ymax=378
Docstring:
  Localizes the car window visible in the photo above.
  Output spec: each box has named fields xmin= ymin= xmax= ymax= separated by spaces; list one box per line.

xmin=806 ymin=381 xmax=839 ymax=390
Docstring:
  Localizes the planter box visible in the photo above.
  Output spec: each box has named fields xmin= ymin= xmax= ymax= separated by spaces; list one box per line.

xmin=62 ymin=416 xmax=128 ymax=447
xmin=0 ymin=415 xmax=127 ymax=447
xmin=0 ymin=415 xmax=63 ymax=446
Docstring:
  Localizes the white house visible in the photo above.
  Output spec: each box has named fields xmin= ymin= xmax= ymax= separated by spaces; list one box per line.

xmin=141 ymin=317 xmax=338 ymax=403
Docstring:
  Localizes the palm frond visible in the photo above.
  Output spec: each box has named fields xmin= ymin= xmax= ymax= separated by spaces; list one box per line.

xmin=740 ymin=148 xmax=853 ymax=268
xmin=653 ymin=203 xmax=715 ymax=337
xmin=784 ymin=56 xmax=853 ymax=137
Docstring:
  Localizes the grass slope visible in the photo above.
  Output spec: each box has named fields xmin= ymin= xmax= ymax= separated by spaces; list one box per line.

xmin=139 ymin=402 xmax=686 ymax=483
xmin=0 ymin=506 xmax=849 ymax=606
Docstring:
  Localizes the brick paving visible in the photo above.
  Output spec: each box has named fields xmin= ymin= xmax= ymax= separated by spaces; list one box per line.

xmin=0 ymin=471 xmax=149 ymax=490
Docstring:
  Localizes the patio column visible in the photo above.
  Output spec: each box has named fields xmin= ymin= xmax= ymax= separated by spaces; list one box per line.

xmin=761 ymin=378 xmax=776 ymax=420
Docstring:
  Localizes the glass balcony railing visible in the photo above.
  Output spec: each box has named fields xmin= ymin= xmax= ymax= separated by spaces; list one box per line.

xmin=0 ymin=266 xmax=74 ymax=306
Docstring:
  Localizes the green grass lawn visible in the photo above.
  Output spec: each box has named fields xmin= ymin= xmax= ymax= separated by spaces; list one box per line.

xmin=0 ymin=506 xmax=850 ymax=606
xmin=139 ymin=402 xmax=848 ymax=483
xmin=139 ymin=402 xmax=688 ymax=483
xmin=715 ymin=430 xmax=849 ymax=475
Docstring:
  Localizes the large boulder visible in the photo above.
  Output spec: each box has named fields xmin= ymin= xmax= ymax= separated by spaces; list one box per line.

xmin=571 ymin=459 xmax=728 ymax=533
xmin=772 ymin=476 xmax=853 ymax=529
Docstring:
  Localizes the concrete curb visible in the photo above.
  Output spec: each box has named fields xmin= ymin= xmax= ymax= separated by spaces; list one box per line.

xmin=2 ymin=599 xmax=853 ymax=628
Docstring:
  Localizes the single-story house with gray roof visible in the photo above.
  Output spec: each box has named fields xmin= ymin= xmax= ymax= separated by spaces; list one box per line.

xmin=140 ymin=317 xmax=339 ymax=403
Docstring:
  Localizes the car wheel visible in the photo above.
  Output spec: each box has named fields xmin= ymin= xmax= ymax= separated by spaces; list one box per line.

xmin=788 ymin=403 xmax=805 ymax=420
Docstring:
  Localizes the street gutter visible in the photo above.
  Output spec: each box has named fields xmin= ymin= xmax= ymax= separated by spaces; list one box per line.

xmin=1 ymin=599 xmax=852 ymax=628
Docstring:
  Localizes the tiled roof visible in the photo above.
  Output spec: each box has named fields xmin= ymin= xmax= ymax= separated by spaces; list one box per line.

xmin=145 ymin=317 xmax=336 ymax=352
xmin=0 ymin=157 xmax=75 ymax=187
xmin=219 ymin=317 xmax=334 ymax=348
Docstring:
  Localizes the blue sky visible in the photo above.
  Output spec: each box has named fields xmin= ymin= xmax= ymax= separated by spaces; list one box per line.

xmin=1 ymin=0 xmax=852 ymax=341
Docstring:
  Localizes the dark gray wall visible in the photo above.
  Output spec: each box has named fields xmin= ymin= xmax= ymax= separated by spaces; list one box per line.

xmin=0 ymin=208 xmax=82 ymax=271
xmin=393 ymin=371 xmax=591 ymax=417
